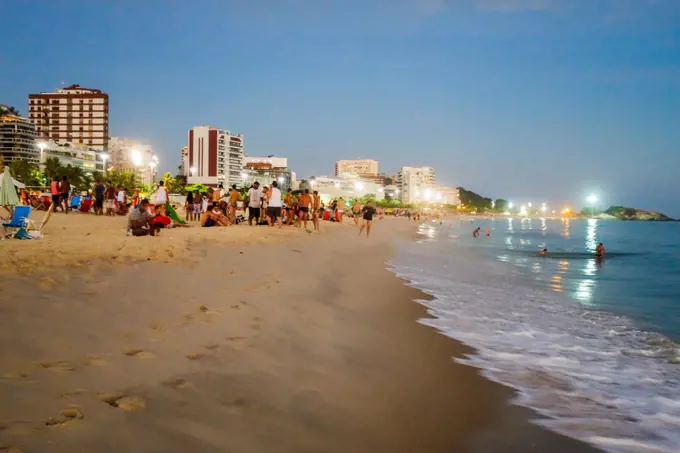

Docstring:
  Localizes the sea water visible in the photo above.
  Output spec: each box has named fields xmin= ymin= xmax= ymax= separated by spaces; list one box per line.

xmin=388 ymin=217 xmax=680 ymax=453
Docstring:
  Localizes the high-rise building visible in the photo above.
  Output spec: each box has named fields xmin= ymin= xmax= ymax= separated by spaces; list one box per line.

xmin=0 ymin=106 xmax=39 ymax=165
xmin=108 ymin=137 xmax=157 ymax=185
xmin=185 ymin=126 xmax=244 ymax=187
xmin=335 ymin=159 xmax=378 ymax=177
xmin=28 ymin=84 xmax=109 ymax=150
xmin=397 ymin=166 xmax=436 ymax=204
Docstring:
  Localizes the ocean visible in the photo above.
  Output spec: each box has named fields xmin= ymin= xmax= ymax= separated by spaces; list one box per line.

xmin=388 ymin=217 xmax=680 ymax=453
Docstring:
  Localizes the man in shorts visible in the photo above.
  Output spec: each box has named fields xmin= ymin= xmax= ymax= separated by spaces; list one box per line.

xmin=60 ymin=176 xmax=71 ymax=214
xmin=128 ymin=199 xmax=159 ymax=236
xmin=104 ymin=181 xmax=116 ymax=216
xmin=352 ymin=200 xmax=361 ymax=225
xmin=266 ymin=181 xmax=283 ymax=228
xmin=336 ymin=197 xmax=345 ymax=223
xmin=93 ymin=180 xmax=105 ymax=215
xmin=246 ymin=181 xmax=262 ymax=226
xmin=298 ymin=189 xmax=312 ymax=231
xmin=312 ymin=190 xmax=321 ymax=231
xmin=358 ymin=201 xmax=376 ymax=237
xmin=228 ymin=184 xmax=240 ymax=224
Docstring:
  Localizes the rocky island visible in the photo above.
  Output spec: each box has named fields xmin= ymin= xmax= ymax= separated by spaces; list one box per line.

xmin=597 ymin=206 xmax=676 ymax=221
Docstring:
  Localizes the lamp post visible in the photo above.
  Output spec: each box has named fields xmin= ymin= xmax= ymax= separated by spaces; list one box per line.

xmin=148 ymin=161 xmax=157 ymax=186
xmin=101 ymin=153 xmax=109 ymax=176
xmin=586 ymin=194 xmax=598 ymax=218
xmin=190 ymin=167 xmax=196 ymax=177
xmin=37 ymin=141 xmax=47 ymax=172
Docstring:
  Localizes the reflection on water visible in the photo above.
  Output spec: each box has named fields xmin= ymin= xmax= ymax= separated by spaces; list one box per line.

xmin=541 ymin=218 xmax=547 ymax=232
xmin=585 ymin=219 xmax=598 ymax=251
xmin=576 ymin=279 xmax=595 ymax=305
xmin=561 ymin=218 xmax=570 ymax=238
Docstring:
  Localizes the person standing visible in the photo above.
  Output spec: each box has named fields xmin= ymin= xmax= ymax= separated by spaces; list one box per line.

xmin=117 ymin=186 xmax=127 ymax=215
xmin=266 ymin=181 xmax=283 ymax=228
xmin=50 ymin=178 xmax=62 ymax=212
xmin=312 ymin=190 xmax=321 ymax=231
xmin=104 ymin=181 xmax=117 ymax=216
xmin=358 ymin=201 xmax=376 ymax=237
xmin=94 ymin=180 xmax=105 ymax=215
xmin=228 ymin=184 xmax=240 ymax=224
xmin=352 ymin=200 xmax=361 ymax=225
xmin=246 ymin=181 xmax=263 ymax=226
xmin=213 ymin=183 xmax=223 ymax=204
xmin=60 ymin=176 xmax=71 ymax=214
xmin=336 ymin=197 xmax=345 ymax=222
xmin=298 ymin=189 xmax=312 ymax=231
xmin=154 ymin=180 xmax=169 ymax=214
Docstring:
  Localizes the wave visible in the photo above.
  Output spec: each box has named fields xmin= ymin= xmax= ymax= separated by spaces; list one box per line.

xmin=388 ymin=239 xmax=680 ymax=453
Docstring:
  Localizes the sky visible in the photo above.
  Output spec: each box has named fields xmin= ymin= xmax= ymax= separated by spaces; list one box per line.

xmin=1 ymin=0 xmax=679 ymax=215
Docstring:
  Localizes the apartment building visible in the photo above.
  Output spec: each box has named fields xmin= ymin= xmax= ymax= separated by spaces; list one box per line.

xmin=397 ymin=166 xmax=436 ymax=204
xmin=40 ymin=139 xmax=105 ymax=174
xmin=108 ymin=137 xmax=157 ymax=184
xmin=28 ymin=84 xmax=109 ymax=150
xmin=0 ymin=109 xmax=39 ymax=165
xmin=335 ymin=159 xmax=379 ymax=177
xmin=185 ymin=126 xmax=244 ymax=187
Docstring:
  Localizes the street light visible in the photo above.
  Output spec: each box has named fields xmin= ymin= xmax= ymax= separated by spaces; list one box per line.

xmin=101 ymin=152 xmax=110 ymax=175
xmin=37 ymin=141 xmax=47 ymax=171
xmin=130 ymin=149 xmax=142 ymax=167
xmin=586 ymin=194 xmax=598 ymax=217
xmin=190 ymin=167 xmax=196 ymax=176
xmin=148 ymin=161 xmax=157 ymax=186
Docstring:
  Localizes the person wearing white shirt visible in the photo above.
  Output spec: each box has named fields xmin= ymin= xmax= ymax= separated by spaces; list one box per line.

xmin=246 ymin=181 xmax=263 ymax=226
xmin=266 ymin=181 xmax=283 ymax=228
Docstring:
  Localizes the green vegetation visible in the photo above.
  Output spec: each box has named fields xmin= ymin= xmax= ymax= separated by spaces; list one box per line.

xmin=457 ymin=187 xmax=492 ymax=211
xmin=0 ymin=105 xmax=22 ymax=116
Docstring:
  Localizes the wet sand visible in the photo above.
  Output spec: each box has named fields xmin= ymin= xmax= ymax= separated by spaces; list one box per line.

xmin=0 ymin=215 xmax=601 ymax=452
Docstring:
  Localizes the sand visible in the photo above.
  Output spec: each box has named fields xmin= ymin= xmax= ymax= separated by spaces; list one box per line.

xmin=0 ymin=212 xmax=601 ymax=452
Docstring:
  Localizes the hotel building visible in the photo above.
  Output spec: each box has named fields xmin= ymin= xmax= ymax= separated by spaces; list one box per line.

xmin=185 ymin=126 xmax=244 ymax=187
xmin=397 ymin=166 xmax=436 ymax=204
xmin=0 ymin=108 xmax=39 ymax=164
xmin=28 ymin=84 xmax=109 ymax=150
xmin=335 ymin=159 xmax=378 ymax=177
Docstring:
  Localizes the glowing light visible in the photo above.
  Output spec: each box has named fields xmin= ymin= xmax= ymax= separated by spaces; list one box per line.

xmin=378 ymin=188 xmax=384 ymax=192
xmin=130 ymin=149 xmax=142 ymax=167
xmin=354 ymin=182 xmax=363 ymax=191
xmin=528 ymin=202 xmax=533 ymax=208
xmin=395 ymin=189 xmax=400 ymax=194
xmin=508 ymin=202 xmax=514 ymax=209
xmin=37 ymin=141 xmax=47 ymax=151
xmin=334 ymin=182 xmax=340 ymax=188
xmin=435 ymin=192 xmax=442 ymax=200
xmin=278 ymin=176 xmax=284 ymax=183
xmin=190 ymin=167 xmax=197 ymax=175
xmin=240 ymin=172 xmax=247 ymax=179
xmin=586 ymin=194 xmax=598 ymax=204
xmin=310 ymin=180 xmax=316 ymax=186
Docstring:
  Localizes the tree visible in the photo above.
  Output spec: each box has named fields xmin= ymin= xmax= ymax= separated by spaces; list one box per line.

xmin=457 ymin=187 xmax=493 ymax=211
xmin=43 ymin=157 xmax=62 ymax=182
xmin=0 ymin=105 xmax=22 ymax=116
xmin=9 ymin=159 xmax=43 ymax=186
xmin=106 ymin=169 xmax=139 ymax=193
xmin=61 ymin=164 xmax=85 ymax=191
xmin=494 ymin=199 xmax=508 ymax=212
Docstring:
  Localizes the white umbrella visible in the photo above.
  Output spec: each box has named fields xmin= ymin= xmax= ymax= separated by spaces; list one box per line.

xmin=0 ymin=166 xmax=20 ymax=206
xmin=0 ymin=170 xmax=25 ymax=189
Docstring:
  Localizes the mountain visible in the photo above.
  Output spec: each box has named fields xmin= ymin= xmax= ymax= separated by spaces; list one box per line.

xmin=603 ymin=206 xmax=675 ymax=221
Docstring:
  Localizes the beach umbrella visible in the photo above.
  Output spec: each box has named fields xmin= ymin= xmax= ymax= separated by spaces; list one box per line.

xmin=0 ymin=166 xmax=19 ymax=206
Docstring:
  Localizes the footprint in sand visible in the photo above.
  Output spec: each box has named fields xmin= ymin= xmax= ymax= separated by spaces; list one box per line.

xmin=122 ymin=348 xmax=156 ymax=359
xmin=36 ymin=360 xmax=76 ymax=373
xmin=83 ymin=356 xmax=108 ymax=367
xmin=202 ymin=343 xmax=220 ymax=351
xmin=161 ymin=377 xmax=194 ymax=390
xmin=99 ymin=393 xmax=146 ymax=411
xmin=45 ymin=407 xmax=84 ymax=427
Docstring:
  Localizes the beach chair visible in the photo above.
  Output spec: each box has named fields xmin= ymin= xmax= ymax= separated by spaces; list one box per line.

xmin=24 ymin=203 xmax=54 ymax=237
xmin=80 ymin=198 xmax=93 ymax=213
xmin=2 ymin=205 xmax=30 ymax=230
xmin=70 ymin=195 xmax=81 ymax=210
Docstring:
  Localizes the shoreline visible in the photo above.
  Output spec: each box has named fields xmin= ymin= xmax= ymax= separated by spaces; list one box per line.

xmin=0 ymin=216 xmax=600 ymax=452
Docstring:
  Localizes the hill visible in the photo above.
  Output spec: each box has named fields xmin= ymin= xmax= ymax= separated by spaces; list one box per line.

xmin=603 ymin=206 xmax=675 ymax=221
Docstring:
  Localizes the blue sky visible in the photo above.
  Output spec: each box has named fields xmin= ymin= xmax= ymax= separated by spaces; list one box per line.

xmin=1 ymin=0 xmax=679 ymax=214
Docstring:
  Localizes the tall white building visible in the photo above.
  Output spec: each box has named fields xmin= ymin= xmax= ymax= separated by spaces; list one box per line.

xmin=28 ymin=84 xmax=109 ymax=150
xmin=108 ymin=137 xmax=157 ymax=185
xmin=184 ymin=126 xmax=244 ymax=187
xmin=397 ymin=166 xmax=436 ymax=204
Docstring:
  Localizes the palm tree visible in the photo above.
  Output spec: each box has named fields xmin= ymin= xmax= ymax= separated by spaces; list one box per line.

xmin=43 ymin=157 xmax=63 ymax=182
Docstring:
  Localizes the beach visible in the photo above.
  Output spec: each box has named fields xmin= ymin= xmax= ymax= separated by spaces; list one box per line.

xmin=0 ymin=213 xmax=601 ymax=453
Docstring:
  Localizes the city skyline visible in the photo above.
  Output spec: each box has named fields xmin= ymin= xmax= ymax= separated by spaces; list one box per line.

xmin=2 ymin=1 xmax=679 ymax=215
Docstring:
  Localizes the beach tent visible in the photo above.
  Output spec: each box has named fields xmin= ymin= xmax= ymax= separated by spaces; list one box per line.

xmin=0 ymin=166 xmax=20 ymax=206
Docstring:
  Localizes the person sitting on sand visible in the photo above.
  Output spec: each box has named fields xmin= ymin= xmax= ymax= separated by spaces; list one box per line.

xmin=128 ymin=199 xmax=160 ymax=236
xmin=200 ymin=203 xmax=229 ymax=227
xmin=538 ymin=248 xmax=548 ymax=256
xmin=595 ymin=243 xmax=605 ymax=258
xmin=151 ymin=206 xmax=191 ymax=229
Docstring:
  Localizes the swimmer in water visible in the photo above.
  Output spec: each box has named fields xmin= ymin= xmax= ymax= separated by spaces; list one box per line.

xmin=538 ymin=248 xmax=547 ymax=256
xmin=485 ymin=227 xmax=491 ymax=237
xmin=473 ymin=227 xmax=481 ymax=238
xmin=595 ymin=242 xmax=605 ymax=258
